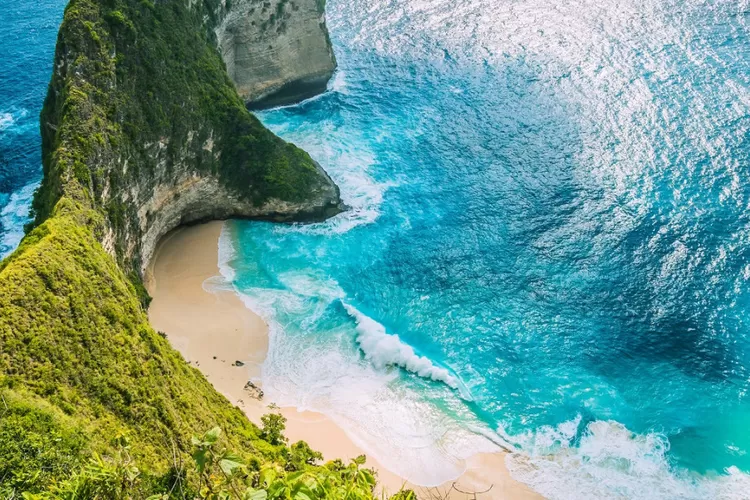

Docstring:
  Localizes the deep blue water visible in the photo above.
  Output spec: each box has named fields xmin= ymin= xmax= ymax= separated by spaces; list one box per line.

xmin=0 ymin=0 xmax=65 ymax=257
xmin=3 ymin=0 xmax=750 ymax=497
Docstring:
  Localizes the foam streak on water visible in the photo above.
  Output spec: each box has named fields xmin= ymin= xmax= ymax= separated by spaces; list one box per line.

xmin=0 ymin=0 xmax=66 ymax=254
xmin=504 ymin=418 xmax=750 ymax=499
xmin=0 ymin=181 xmax=39 ymax=259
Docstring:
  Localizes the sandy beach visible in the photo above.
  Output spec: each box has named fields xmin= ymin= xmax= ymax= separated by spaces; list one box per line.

xmin=146 ymin=221 xmax=541 ymax=500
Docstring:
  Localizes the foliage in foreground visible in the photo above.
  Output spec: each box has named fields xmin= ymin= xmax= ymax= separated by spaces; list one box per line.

xmin=0 ymin=206 xmax=400 ymax=498
xmin=0 ymin=201 xmax=272 ymax=496
xmin=16 ymin=423 xmax=415 ymax=500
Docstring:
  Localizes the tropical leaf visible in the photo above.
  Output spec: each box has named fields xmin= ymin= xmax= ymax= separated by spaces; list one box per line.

xmin=267 ymin=480 xmax=288 ymax=499
xmin=259 ymin=466 xmax=278 ymax=487
xmin=286 ymin=471 xmax=306 ymax=483
xmin=204 ymin=426 xmax=222 ymax=445
xmin=219 ymin=452 xmax=245 ymax=475
xmin=244 ymin=488 xmax=268 ymax=500
xmin=192 ymin=449 xmax=208 ymax=474
xmin=291 ymin=482 xmax=315 ymax=500
xmin=358 ymin=469 xmax=376 ymax=487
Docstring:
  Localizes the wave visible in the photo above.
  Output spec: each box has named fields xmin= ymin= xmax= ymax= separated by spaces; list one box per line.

xmin=343 ymin=302 xmax=463 ymax=391
xmin=258 ymin=109 xmax=392 ymax=235
xmin=278 ymin=150 xmax=392 ymax=236
xmin=1 ymin=181 xmax=39 ymax=258
xmin=330 ymin=70 xmax=348 ymax=94
xmin=216 ymin=222 xmax=237 ymax=283
xmin=0 ymin=108 xmax=29 ymax=134
xmin=502 ymin=417 xmax=750 ymax=500
xmin=201 ymin=222 xmax=239 ymax=293
xmin=0 ymin=112 xmax=14 ymax=131
xmin=221 ymin=281 xmax=499 ymax=484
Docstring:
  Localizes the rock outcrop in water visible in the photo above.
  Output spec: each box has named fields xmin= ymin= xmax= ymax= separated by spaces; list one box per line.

xmin=0 ymin=0 xmax=355 ymax=497
xmin=216 ymin=0 xmax=337 ymax=108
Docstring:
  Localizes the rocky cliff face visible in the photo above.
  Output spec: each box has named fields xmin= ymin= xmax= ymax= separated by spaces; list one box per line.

xmin=216 ymin=0 xmax=336 ymax=108
xmin=0 ymin=0 xmax=348 ymax=493
xmin=133 ymin=145 xmax=340 ymax=278
xmin=30 ymin=0 xmax=342 ymax=278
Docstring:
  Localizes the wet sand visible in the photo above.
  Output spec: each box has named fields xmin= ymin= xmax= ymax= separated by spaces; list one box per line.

xmin=146 ymin=221 xmax=541 ymax=500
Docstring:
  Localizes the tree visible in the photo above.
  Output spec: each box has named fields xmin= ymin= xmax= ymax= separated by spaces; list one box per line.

xmin=260 ymin=414 xmax=288 ymax=446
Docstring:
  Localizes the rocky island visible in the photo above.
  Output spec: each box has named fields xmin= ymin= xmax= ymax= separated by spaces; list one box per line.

xmin=0 ymin=0 xmax=383 ymax=497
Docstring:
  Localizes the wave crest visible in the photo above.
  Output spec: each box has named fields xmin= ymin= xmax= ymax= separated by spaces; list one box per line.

xmin=217 ymin=222 xmax=237 ymax=283
xmin=0 ymin=112 xmax=14 ymax=131
xmin=0 ymin=108 xmax=29 ymax=134
xmin=343 ymin=303 xmax=460 ymax=390
xmin=1 ymin=181 xmax=39 ymax=258
xmin=503 ymin=417 xmax=750 ymax=500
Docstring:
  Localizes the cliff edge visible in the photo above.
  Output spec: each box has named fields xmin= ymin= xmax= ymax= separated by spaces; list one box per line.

xmin=30 ymin=0 xmax=341 ymax=279
xmin=0 ymin=0 xmax=362 ymax=497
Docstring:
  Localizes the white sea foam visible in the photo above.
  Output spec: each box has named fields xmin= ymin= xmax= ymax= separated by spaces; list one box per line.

xmin=255 ymin=297 xmax=498 ymax=485
xmin=217 ymin=222 xmax=237 ymax=282
xmin=258 ymin=118 xmax=391 ymax=235
xmin=0 ymin=112 xmax=14 ymax=131
xmin=343 ymin=303 xmax=461 ymax=390
xmin=330 ymin=70 xmax=348 ymax=94
xmin=1 ymin=181 xmax=40 ymax=258
xmin=503 ymin=417 xmax=750 ymax=500
xmin=203 ymin=222 xmax=243 ymax=293
xmin=0 ymin=108 xmax=29 ymax=134
xmin=281 ymin=149 xmax=390 ymax=236
xmin=213 ymin=230 xmax=497 ymax=484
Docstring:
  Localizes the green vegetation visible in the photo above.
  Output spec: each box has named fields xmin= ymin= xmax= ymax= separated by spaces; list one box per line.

xmin=1 ymin=201 xmax=273 ymax=496
xmin=10 ymin=421 xmax=399 ymax=499
xmin=0 ymin=0 xmax=369 ymax=498
xmin=0 ymin=199 xmax=390 ymax=498
xmin=32 ymin=0 xmax=329 ymax=275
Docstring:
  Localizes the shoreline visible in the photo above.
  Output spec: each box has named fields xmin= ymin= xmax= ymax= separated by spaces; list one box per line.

xmin=146 ymin=221 xmax=541 ymax=499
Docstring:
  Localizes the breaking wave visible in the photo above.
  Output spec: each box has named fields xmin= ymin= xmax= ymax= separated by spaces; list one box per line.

xmin=343 ymin=303 xmax=462 ymax=391
xmin=0 ymin=181 xmax=39 ymax=258
xmin=0 ymin=112 xmax=15 ymax=131
xmin=503 ymin=417 xmax=750 ymax=500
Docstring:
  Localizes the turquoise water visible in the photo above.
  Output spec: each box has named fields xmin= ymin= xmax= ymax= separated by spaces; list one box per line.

xmin=2 ymin=0 xmax=750 ymax=497
xmin=0 ymin=0 xmax=65 ymax=258
xmin=219 ymin=0 xmax=750 ymax=497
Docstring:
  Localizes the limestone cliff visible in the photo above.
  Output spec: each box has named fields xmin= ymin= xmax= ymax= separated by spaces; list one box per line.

xmin=216 ymin=0 xmax=337 ymax=108
xmin=30 ymin=0 xmax=342 ymax=279
xmin=0 ymin=0 xmax=356 ymax=496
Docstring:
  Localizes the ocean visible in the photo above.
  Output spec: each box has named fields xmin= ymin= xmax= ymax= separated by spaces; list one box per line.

xmin=0 ymin=0 xmax=64 ymax=258
xmin=3 ymin=0 xmax=750 ymax=498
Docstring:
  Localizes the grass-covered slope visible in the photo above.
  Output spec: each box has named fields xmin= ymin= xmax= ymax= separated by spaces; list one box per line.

xmin=0 ymin=0 xmax=379 ymax=498
xmin=0 ymin=200 xmax=274 ymax=495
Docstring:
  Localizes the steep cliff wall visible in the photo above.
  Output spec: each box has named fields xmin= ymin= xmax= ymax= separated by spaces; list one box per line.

xmin=30 ymin=0 xmax=341 ymax=279
xmin=0 ymin=0 xmax=356 ymax=496
xmin=216 ymin=0 xmax=336 ymax=108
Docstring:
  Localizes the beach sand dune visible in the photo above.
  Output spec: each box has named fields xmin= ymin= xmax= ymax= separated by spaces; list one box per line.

xmin=146 ymin=221 xmax=541 ymax=500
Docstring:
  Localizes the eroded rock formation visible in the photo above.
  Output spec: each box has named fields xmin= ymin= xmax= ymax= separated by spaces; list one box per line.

xmin=216 ymin=0 xmax=336 ymax=108
xmin=30 ymin=0 xmax=341 ymax=277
